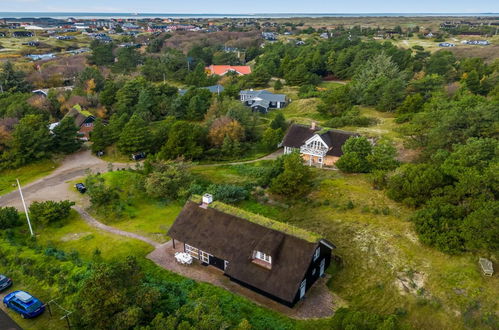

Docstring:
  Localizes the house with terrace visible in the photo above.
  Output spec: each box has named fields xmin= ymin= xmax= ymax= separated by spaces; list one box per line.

xmin=239 ymin=90 xmax=287 ymax=113
xmin=167 ymin=194 xmax=335 ymax=307
xmin=281 ymin=123 xmax=359 ymax=167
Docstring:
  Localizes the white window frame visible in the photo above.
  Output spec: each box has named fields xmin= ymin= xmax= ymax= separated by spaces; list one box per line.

xmin=200 ymin=250 xmax=210 ymax=263
xmin=314 ymin=247 xmax=320 ymax=261
xmin=254 ymin=251 xmax=272 ymax=264
xmin=224 ymin=260 xmax=229 ymax=270
xmin=185 ymin=244 xmax=199 ymax=259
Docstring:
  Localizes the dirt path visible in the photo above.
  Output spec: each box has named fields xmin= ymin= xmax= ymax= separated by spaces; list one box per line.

xmin=0 ymin=150 xmax=130 ymax=210
xmin=198 ymin=149 xmax=283 ymax=167
xmin=73 ymin=206 xmax=161 ymax=248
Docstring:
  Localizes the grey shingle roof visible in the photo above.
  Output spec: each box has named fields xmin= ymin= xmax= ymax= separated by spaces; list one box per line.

xmin=240 ymin=90 xmax=286 ymax=103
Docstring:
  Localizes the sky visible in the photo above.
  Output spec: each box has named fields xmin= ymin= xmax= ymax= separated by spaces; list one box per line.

xmin=0 ymin=0 xmax=497 ymax=14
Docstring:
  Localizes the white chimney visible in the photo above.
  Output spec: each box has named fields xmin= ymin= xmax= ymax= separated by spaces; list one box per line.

xmin=311 ymin=121 xmax=316 ymax=130
xmin=202 ymin=193 xmax=213 ymax=205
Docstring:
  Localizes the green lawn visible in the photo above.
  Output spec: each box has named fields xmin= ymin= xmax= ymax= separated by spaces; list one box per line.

xmin=191 ymin=161 xmax=274 ymax=185
xmin=85 ymin=171 xmax=184 ymax=243
xmin=36 ymin=210 xmax=154 ymax=260
xmin=342 ymin=107 xmax=402 ymax=141
xmin=108 ymin=200 xmax=183 ymax=243
xmin=0 ymin=159 xmax=58 ymax=196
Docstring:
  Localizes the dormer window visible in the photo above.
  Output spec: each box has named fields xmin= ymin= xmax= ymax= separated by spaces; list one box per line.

xmin=252 ymin=251 xmax=272 ymax=269
xmin=254 ymin=251 xmax=271 ymax=263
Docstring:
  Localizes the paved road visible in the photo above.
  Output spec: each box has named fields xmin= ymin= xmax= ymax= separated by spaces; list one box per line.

xmin=0 ymin=150 xmax=130 ymax=210
xmin=0 ymin=309 xmax=21 ymax=330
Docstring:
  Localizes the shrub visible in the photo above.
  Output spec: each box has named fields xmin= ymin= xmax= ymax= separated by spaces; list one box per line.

xmin=0 ymin=207 xmax=21 ymax=229
xmin=270 ymin=153 xmax=313 ymax=198
xmin=29 ymin=200 xmax=75 ymax=227
xmin=207 ymin=184 xmax=249 ymax=203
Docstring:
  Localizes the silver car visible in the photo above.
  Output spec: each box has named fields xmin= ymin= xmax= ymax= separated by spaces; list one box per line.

xmin=0 ymin=274 xmax=13 ymax=292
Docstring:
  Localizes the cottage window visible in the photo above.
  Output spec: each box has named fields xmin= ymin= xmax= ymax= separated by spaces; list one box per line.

xmin=199 ymin=250 xmax=210 ymax=263
xmin=314 ymin=247 xmax=320 ymax=261
xmin=254 ymin=251 xmax=272 ymax=264
xmin=185 ymin=244 xmax=199 ymax=259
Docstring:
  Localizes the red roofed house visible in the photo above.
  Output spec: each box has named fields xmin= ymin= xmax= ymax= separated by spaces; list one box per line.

xmin=206 ymin=65 xmax=252 ymax=76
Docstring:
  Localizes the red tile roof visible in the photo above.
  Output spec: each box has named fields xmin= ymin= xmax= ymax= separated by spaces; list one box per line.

xmin=206 ymin=65 xmax=252 ymax=76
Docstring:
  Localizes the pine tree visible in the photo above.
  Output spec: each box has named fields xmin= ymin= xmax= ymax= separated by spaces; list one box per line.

xmin=52 ymin=116 xmax=82 ymax=154
xmin=270 ymin=153 xmax=312 ymax=198
xmin=9 ymin=114 xmax=52 ymax=166
xmin=117 ymin=114 xmax=151 ymax=155
xmin=270 ymin=112 xmax=287 ymax=130
xmin=108 ymin=113 xmax=129 ymax=143
xmin=0 ymin=61 xmax=30 ymax=93
xmin=90 ymin=118 xmax=110 ymax=153
xmin=274 ymin=79 xmax=283 ymax=91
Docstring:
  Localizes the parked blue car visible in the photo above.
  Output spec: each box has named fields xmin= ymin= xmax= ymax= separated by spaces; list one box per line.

xmin=0 ymin=274 xmax=12 ymax=292
xmin=3 ymin=291 xmax=45 ymax=318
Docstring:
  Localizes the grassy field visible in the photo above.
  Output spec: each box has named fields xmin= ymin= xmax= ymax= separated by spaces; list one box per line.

xmin=85 ymin=170 xmax=183 ymax=243
xmin=35 ymin=210 xmax=154 ymax=259
xmin=106 ymin=200 xmax=183 ymax=243
xmin=0 ymin=159 xmax=59 ymax=196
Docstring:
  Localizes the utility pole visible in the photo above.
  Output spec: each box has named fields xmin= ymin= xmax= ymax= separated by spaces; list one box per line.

xmin=16 ymin=179 xmax=34 ymax=237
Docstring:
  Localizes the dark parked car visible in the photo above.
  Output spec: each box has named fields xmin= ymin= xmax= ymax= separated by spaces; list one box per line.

xmin=3 ymin=291 xmax=45 ymax=319
xmin=0 ymin=275 xmax=12 ymax=292
xmin=131 ymin=152 xmax=146 ymax=161
xmin=75 ymin=183 xmax=86 ymax=193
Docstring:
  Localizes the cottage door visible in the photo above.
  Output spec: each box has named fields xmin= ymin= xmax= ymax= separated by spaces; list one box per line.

xmin=320 ymin=259 xmax=325 ymax=277
xmin=299 ymin=279 xmax=306 ymax=299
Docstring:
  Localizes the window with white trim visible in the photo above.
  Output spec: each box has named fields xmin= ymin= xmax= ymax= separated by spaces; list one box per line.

xmin=253 ymin=251 xmax=272 ymax=264
xmin=200 ymin=250 xmax=210 ymax=263
xmin=185 ymin=244 xmax=199 ymax=259
xmin=314 ymin=247 xmax=320 ymax=261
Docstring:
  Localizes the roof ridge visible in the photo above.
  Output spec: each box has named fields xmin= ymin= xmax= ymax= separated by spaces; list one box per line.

xmin=189 ymin=196 xmax=320 ymax=243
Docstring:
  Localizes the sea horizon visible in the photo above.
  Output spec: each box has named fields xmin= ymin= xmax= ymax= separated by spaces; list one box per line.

xmin=0 ymin=12 xmax=498 ymax=19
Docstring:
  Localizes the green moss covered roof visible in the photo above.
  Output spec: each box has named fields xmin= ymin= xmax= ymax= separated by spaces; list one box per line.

xmin=190 ymin=195 xmax=320 ymax=243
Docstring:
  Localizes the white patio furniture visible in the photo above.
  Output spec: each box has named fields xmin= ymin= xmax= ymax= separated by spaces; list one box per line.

xmin=175 ymin=252 xmax=193 ymax=265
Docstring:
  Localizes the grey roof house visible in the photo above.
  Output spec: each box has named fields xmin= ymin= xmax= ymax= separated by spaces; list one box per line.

xmin=239 ymin=90 xmax=287 ymax=113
